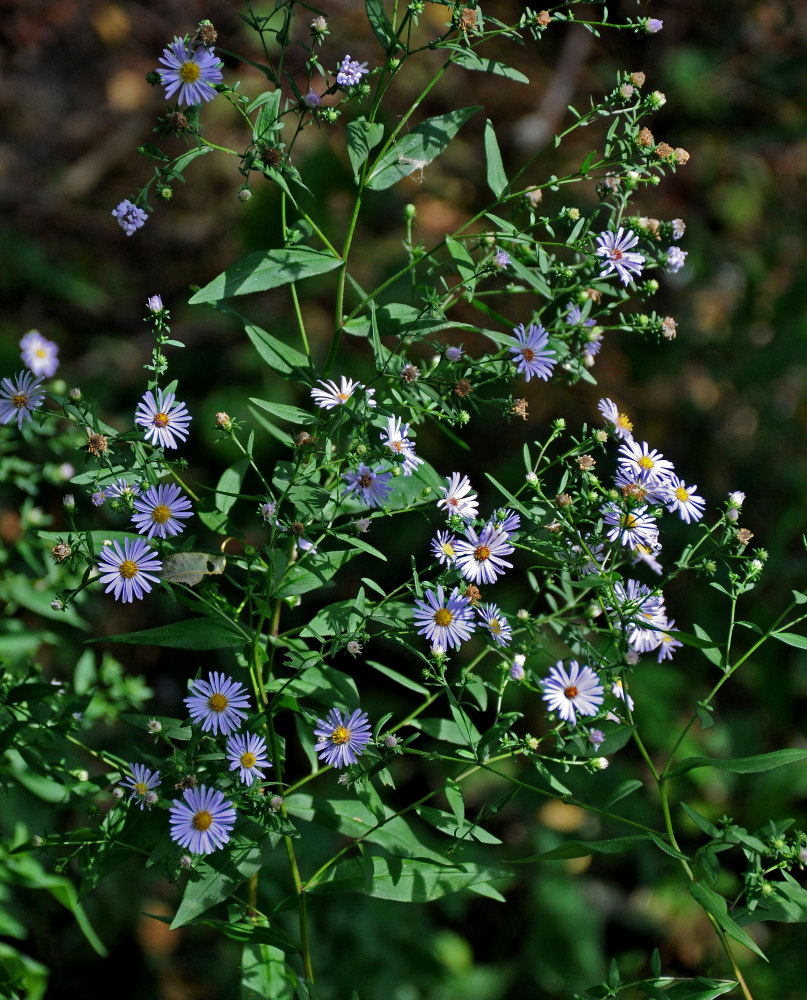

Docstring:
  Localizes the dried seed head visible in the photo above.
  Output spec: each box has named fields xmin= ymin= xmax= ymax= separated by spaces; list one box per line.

xmin=51 ymin=543 xmax=72 ymax=563
xmin=458 ymin=8 xmax=478 ymax=32
xmin=175 ymin=774 xmax=197 ymax=791
xmin=294 ymin=431 xmax=314 ymax=448
xmin=630 ymin=71 xmax=646 ymax=87
xmin=737 ymin=528 xmax=754 ymax=546
xmin=510 ymin=398 xmax=529 ymax=421
xmin=453 ymin=378 xmax=473 ymax=397
xmin=291 ymin=521 xmax=305 ymax=537
xmin=525 ymin=186 xmax=543 ymax=208
xmin=215 ymin=411 xmax=232 ymax=430
xmin=464 ymin=584 xmax=482 ymax=605
xmin=661 ymin=316 xmax=677 ymax=340
xmin=556 ymin=493 xmax=573 ymax=508
xmin=166 ymin=111 xmax=189 ymax=133
xmin=400 ymin=364 xmax=420 ymax=384
xmin=87 ymin=432 xmax=108 ymax=456
xmin=577 ymin=454 xmax=595 ymax=471
xmin=196 ymin=20 xmax=218 ymax=46
xmin=544 ymin=519 xmax=562 ymax=533
xmin=637 ymin=127 xmax=654 ymax=148
xmin=674 ymin=147 xmax=690 ymax=165
xmin=535 ymin=10 xmax=551 ymax=27
xmin=654 ymin=142 xmax=674 ymax=159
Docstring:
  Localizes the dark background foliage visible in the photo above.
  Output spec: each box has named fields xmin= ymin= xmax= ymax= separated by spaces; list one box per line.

xmin=2 ymin=1 xmax=807 ymax=997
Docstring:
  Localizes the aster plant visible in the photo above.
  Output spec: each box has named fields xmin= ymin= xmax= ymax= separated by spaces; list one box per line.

xmin=7 ymin=5 xmax=807 ymax=1000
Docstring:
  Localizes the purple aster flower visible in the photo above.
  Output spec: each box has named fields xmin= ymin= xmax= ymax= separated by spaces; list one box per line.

xmin=437 ymin=472 xmax=479 ymax=521
xmin=445 ymin=344 xmax=464 ymax=362
xmin=671 ymin=219 xmax=686 ymax=240
xmin=146 ymin=295 xmax=165 ymax=315
xmin=595 ymin=228 xmax=645 ymax=285
xmin=611 ymin=678 xmax=635 ymax=713
xmin=666 ymin=247 xmax=688 ymax=273
xmin=296 ymin=537 xmax=318 ymax=557
xmin=454 ymin=522 xmax=514 ymax=585
xmin=510 ymin=655 xmax=526 ymax=681
xmin=97 ymin=536 xmax=162 ymax=603
xmin=105 ymin=478 xmax=141 ymax=501
xmin=646 ymin=18 xmax=663 ymax=33
xmin=631 ymin=540 xmax=664 ymax=575
xmin=542 ymin=660 xmax=604 ymax=725
xmin=508 ymin=323 xmax=557 ymax=382
xmin=589 ymin=728 xmax=605 ymax=748
xmin=91 ymin=490 xmax=107 ymax=507
xmin=157 ymin=36 xmax=223 ymax=107
xmin=336 ymin=55 xmax=369 ymax=87
xmin=112 ymin=199 xmax=148 ymax=237
xmin=260 ymin=500 xmax=277 ymax=522
xmin=602 ymin=502 xmax=660 ymax=551
xmin=431 ymin=529 xmax=458 ymax=566
xmin=304 ymin=90 xmax=321 ymax=108
xmin=342 ymin=462 xmax=393 ymax=507
xmin=617 ymin=439 xmax=675 ymax=494
xmin=478 ymin=602 xmax=512 ymax=646
xmin=381 ymin=415 xmax=422 ymax=476
xmin=607 ymin=579 xmax=668 ymax=654
xmin=657 ymin=620 xmax=683 ymax=662
xmin=311 ymin=376 xmax=362 ymax=409
xmin=19 ymin=330 xmax=59 ymax=377
xmin=121 ymin=762 xmax=161 ymax=810
xmin=131 ymin=482 xmax=193 ymax=539
xmin=0 ymin=370 xmax=46 ymax=428
xmin=598 ymin=397 xmax=634 ymax=441
xmin=169 ymin=784 xmax=236 ymax=855
xmin=226 ymin=731 xmax=271 ymax=786
xmin=664 ymin=475 xmax=705 ymax=523
xmin=184 ymin=671 xmax=251 ymax=736
xmin=135 ymin=387 xmax=192 ymax=449
xmin=314 ymin=707 xmax=372 ymax=769
xmin=492 ymin=508 xmax=521 ymax=534
xmin=493 ymin=249 xmax=510 ymax=269
xmin=566 ymin=302 xmax=596 ymax=330
xmin=413 ymin=585 xmax=475 ymax=650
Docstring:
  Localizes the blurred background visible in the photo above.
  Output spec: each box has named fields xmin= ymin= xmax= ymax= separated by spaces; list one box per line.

xmin=2 ymin=0 xmax=807 ymax=997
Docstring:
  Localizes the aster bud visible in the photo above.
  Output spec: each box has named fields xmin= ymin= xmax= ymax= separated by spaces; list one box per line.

xmin=62 ymin=494 xmax=76 ymax=511
xmin=51 ymin=598 xmax=65 ymax=611
xmin=270 ymin=795 xmax=284 ymax=812
xmin=237 ymin=188 xmax=253 ymax=202
xmin=69 ymin=387 xmax=82 ymax=401
xmin=147 ymin=718 xmax=162 ymax=734
xmin=112 ymin=787 xmax=124 ymax=800
xmin=384 ymin=734 xmax=399 ymax=749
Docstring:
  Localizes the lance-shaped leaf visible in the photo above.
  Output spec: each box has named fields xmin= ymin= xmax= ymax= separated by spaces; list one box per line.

xmin=366 ymin=107 xmax=480 ymax=190
xmin=161 ymin=552 xmax=226 ymax=587
xmin=189 ymin=247 xmax=342 ymax=304
xmin=666 ymin=748 xmax=807 ymax=780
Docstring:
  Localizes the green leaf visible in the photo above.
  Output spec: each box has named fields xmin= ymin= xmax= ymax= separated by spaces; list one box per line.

xmin=639 ymin=978 xmax=736 ymax=1000
xmin=346 ymin=117 xmax=385 ymax=182
xmin=365 ymin=659 xmax=429 ymax=696
xmin=689 ymin=881 xmax=768 ymax=960
xmin=444 ymin=235 xmax=477 ymax=297
xmin=273 ymin=548 xmax=358 ymax=599
xmin=365 ymin=0 xmax=396 ymax=51
xmin=366 ymin=107 xmax=480 ymax=190
xmin=101 ymin=617 xmax=250 ymax=650
xmin=517 ymin=834 xmax=654 ymax=863
xmin=250 ymin=397 xmax=317 ymax=425
xmin=217 ymin=459 xmax=249 ymax=516
xmin=245 ymin=323 xmax=308 ymax=374
xmin=735 ymin=877 xmax=807 ymax=924
xmin=241 ymin=940 xmax=294 ymax=1000
xmin=483 ymin=119 xmax=508 ymax=198
xmin=171 ymin=839 xmax=272 ymax=928
xmin=307 ymin=854 xmax=508 ymax=902
xmin=770 ymin=629 xmax=807 ymax=650
xmin=190 ymin=247 xmax=342 ymax=304
xmin=446 ymin=47 xmax=529 ymax=83
xmin=666 ymin=748 xmax=807 ymax=780
xmin=692 ymin=623 xmax=724 ymax=666
xmin=603 ymin=779 xmax=644 ymax=811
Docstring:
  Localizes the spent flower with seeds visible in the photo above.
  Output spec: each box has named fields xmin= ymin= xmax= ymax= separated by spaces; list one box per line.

xmin=97 ymin=536 xmax=162 ymax=603
xmin=314 ymin=708 xmax=372 ymax=769
xmin=184 ymin=672 xmax=251 ymax=736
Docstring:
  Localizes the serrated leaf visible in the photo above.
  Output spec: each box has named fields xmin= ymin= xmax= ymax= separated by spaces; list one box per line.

xmin=190 ymin=247 xmax=342 ymax=304
xmin=158 ymin=552 xmax=226 ymax=587
xmin=366 ymin=107 xmax=479 ymax=190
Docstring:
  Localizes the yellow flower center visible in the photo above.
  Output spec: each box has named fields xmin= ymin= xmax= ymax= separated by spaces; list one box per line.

xmin=180 ymin=60 xmax=201 ymax=84
xmin=192 ymin=810 xmax=213 ymax=831
xmin=617 ymin=413 xmax=633 ymax=432
xmin=474 ymin=545 xmax=490 ymax=562
xmin=12 ymin=393 xmax=27 ymax=409
xmin=624 ymin=514 xmax=637 ymax=529
xmin=133 ymin=781 xmax=148 ymax=795
xmin=119 ymin=559 xmax=138 ymax=579
xmin=441 ymin=542 xmax=455 ymax=557
xmin=208 ymin=693 xmax=228 ymax=713
xmin=35 ymin=348 xmax=46 ymax=358
xmin=240 ymin=752 xmax=257 ymax=769
xmin=564 ymin=685 xmax=579 ymax=699
xmin=674 ymin=486 xmax=689 ymax=502
xmin=331 ymin=725 xmax=350 ymax=745
xmin=489 ymin=618 xmax=502 ymax=634
xmin=638 ymin=455 xmax=654 ymax=470
xmin=151 ymin=504 xmax=171 ymax=524
xmin=337 ymin=391 xmax=351 ymax=402
xmin=434 ymin=608 xmax=453 ymax=627
xmin=153 ymin=412 xmax=169 ymax=427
